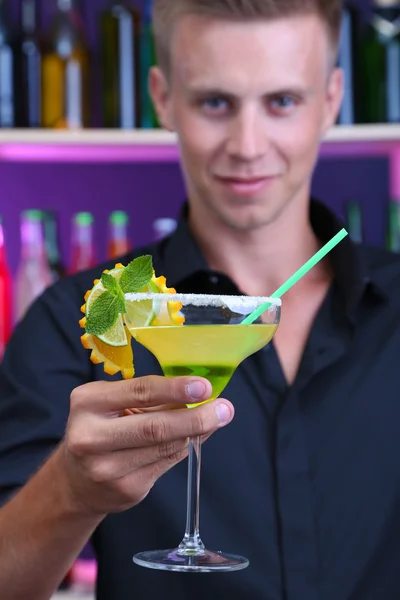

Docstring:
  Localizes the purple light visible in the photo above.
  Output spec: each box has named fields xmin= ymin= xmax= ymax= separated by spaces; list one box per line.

xmin=0 ymin=143 xmax=181 ymax=163
xmin=0 ymin=138 xmax=396 ymax=163
xmin=0 ymin=131 xmax=399 ymax=198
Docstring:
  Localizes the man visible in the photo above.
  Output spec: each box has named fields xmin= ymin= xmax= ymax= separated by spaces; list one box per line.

xmin=1 ymin=0 xmax=400 ymax=599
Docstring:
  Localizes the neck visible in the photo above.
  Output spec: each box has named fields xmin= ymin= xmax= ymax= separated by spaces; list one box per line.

xmin=189 ymin=193 xmax=332 ymax=298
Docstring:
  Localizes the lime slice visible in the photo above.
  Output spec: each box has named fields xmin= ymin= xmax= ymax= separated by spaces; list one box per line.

xmin=96 ymin=314 xmax=127 ymax=347
xmin=125 ymin=281 xmax=160 ymax=327
xmin=86 ymin=267 xmax=128 ymax=348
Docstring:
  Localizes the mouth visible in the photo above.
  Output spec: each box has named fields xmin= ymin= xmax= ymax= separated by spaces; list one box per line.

xmin=214 ymin=175 xmax=278 ymax=196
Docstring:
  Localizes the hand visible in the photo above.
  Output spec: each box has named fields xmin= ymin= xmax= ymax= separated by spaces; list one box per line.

xmin=61 ymin=377 xmax=234 ymax=516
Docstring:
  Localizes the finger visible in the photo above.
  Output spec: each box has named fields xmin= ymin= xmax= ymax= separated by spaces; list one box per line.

xmin=90 ymin=400 xmax=234 ymax=452
xmin=89 ymin=431 xmax=216 ymax=480
xmin=89 ymin=439 xmax=189 ymax=481
xmin=118 ymin=435 xmax=215 ymax=499
xmin=137 ymin=431 xmax=216 ymax=484
xmin=70 ymin=377 xmax=213 ymax=415
xmin=124 ymin=402 xmax=183 ymax=415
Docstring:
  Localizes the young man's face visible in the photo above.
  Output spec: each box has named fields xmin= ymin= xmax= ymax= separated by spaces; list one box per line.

xmin=150 ymin=13 xmax=343 ymax=232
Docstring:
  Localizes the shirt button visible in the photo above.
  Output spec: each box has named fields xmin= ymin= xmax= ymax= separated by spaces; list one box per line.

xmin=209 ymin=275 xmax=219 ymax=284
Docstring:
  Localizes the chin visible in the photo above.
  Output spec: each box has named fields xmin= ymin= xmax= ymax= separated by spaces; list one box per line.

xmin=223 ymin=196 xmax=295 ymax=230
xmin=216 ymin=208 xmax=271 ymax=232
xmin=196 ymin=183 xmax=286 ymax=230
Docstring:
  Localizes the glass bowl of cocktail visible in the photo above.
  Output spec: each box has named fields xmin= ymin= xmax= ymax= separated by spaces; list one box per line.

xmin=80 ymin=229 xmax=348 ymax=573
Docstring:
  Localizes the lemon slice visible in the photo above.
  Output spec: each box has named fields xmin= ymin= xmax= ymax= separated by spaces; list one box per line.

xmin=85 ymin=266 xmax=128 ymax=347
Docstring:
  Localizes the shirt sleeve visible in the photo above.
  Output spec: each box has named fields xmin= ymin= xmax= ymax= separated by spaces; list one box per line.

xmin=0 ymin=276 xmax=92 ymax=506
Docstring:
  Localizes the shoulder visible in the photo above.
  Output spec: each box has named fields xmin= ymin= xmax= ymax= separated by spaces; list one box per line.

xmin=357 ymin=243 xmax=400 ymax=308
xmin=359 ymin=243 xmax=400 ymax=285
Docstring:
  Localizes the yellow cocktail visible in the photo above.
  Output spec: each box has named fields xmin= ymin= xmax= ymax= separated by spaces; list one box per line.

xmin=130 ymin=323 xmax=277 ymax=403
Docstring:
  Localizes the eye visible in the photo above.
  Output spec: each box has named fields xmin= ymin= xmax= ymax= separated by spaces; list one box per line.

xmin=269 ymin=95 xmax=297 ymax=113
xmin=201 ymin=97 xmax=230 ymax=112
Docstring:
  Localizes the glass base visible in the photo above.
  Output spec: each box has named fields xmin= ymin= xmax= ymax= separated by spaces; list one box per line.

xmin=133 ymin=548 xmax=249 ymax=572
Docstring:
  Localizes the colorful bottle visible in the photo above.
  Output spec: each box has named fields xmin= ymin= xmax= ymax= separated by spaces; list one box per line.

xmin=41 ymin=0 xmax=89 ymax=129
xmin=358 ymin=0 xmax=400 ymax=123
xmin=100 ymin=0 xmax=141 ymax=129
xmin=0 ymin=0 xmax=15 ymax=128
xmin=14 ymin=0 xmax=42 ymax=127
xmin=69 ymin=558 xmax=97 ymax=594
xmin=337 ymin=3 xmax=356 ymax=125
xmin=386 ymin=201 xmax=400 ymax=252
xmin=153 ymin=218 xmax=177 ymax=241
xmin=0 ymin=215 xmax=12 ymax=360
xmin=140 ymin=0 xmax=158 ymax=128
xmin=107 ymin=210 xmax=131 ymax=259
xmin=69 ymin=212 xmax=97 ymax=274
xmin=344 ymin=201 xmax=363 ymax=243
xmin=42 ymin=210 xmax=65 ymax=280
xmin=14 ymin=210 xmax=54 ymax=325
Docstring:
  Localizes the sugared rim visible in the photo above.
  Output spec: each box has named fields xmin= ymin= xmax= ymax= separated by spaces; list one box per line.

xmin=124 ymin=292 xmax=281 ymax=308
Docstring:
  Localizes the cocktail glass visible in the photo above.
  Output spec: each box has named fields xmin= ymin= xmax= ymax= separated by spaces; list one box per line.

xmin=124 ymin=292 xmax=281 ymax=573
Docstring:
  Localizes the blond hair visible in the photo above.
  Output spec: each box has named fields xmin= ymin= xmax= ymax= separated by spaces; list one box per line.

xmin=152 ymin=0 xmax=343 ymax=75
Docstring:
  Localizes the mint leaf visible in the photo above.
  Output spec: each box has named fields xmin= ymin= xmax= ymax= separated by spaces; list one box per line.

xmin=101 ymin=272 xmax=119 ymax=292
xmin=119 ymin=255 xmax=153 ymax=293
xmin=116 ymin=288 xmax=126 ymax=312
xmin=85 ymin=291 xmax=125 ymax=336
xmin=116 ymin=292 xmax=126 ymax=314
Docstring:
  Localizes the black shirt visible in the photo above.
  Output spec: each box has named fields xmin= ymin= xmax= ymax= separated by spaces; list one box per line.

xmin=1 ymin=199 xmax=400 ymax=600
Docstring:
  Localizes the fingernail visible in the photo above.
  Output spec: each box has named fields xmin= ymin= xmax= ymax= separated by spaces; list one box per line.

xmin=187 ymin=380 xmax=208 ymax=400
xmin=215 ymin=402 xmax=232 ymax=426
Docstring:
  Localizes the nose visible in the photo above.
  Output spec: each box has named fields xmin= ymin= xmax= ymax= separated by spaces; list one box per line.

xmin=226 ymin=107 xmax=267 ymax=162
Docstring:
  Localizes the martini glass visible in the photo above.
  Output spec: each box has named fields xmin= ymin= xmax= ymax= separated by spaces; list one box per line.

xmin=124 ymin=292 xmax=281 ymax=573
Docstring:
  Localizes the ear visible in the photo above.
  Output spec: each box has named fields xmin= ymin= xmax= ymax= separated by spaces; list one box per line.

xmin=321 ymin=67 xmax=344 ymax=135
xmin=148 ymin=66 xmax=175 ymax=131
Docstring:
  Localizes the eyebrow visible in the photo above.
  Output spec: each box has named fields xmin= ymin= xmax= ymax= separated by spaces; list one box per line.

xmin=186 ymin=85 xmax=312 ymax=98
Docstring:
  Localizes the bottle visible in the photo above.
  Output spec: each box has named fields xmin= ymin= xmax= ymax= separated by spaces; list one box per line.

xmin=14 ymin=0 xmax=42 ymax=127
xmin=337 ymin=3 xmax=356 ymax=125
xmin=14 ymin=210 xmax=54 ymax=324
xmin=41 ymin=0 xmax=89 ymax=129
xmin=0 ymin=215 xmax=12 ymax=361
xmin=69 ymin=212 xmax=96 ymax=274
xmin=386 ymin=201 xmax=400 ymax=251
xmin=42 ymin=210 xmax=65 ymax=280
xmin=69 ymin=558 xmax=97 ymax=594
xmin=344 ymin=201 xmax=364 ymax=243
xmin=140 ymin=0 xmax=158 ymax=128
xmin=100 ymin=0 xmax=141 ymax=129
xmin=358 ymin=0 xmax=400 ymax=124
xmin=107 ymin=210 xmax=131 ymax=259
xmin=0 ymin=0 xmax=15 ymax=128
xmin=153 ymin=218 xmax=177 ymax=241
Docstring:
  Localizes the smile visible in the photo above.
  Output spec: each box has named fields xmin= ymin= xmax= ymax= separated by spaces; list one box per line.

xmin=215 ymin=176 xmax=278 ymax=197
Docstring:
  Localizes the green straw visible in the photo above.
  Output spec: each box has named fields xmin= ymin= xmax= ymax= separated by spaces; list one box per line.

xmin=241 ymin=228 xmax=348 ymax=325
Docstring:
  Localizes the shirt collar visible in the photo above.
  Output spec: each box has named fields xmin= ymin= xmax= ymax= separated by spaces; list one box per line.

xmin=154 ymin=199 xmax=388 ymax=320
xmin=310 ymin=199 xmax=388 ymax=320
xmin=153 ymin=203 xmax=208 ymax=287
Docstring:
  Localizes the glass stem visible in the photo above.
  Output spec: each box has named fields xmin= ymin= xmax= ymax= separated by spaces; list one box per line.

xmin=177 ymin=435 xmax=205 ymax=555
